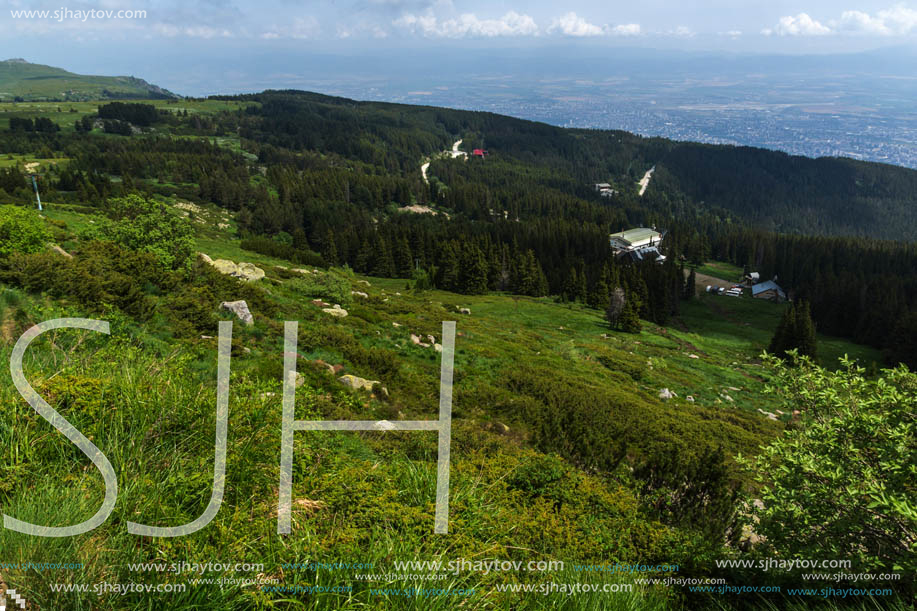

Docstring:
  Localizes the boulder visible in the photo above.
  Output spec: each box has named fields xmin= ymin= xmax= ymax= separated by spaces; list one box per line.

xmin=658 ymin=388 xmax=674 ymax=400
xmin=459 ymin=307 xmax=471 ymax=315
xmin=351 ymin=291 xmax=369 ymax=298
xmin=322 ymin=304 xmax=348 ymax=318
xmin=411 ymin=334 xmax=430 ymax=347
xmin=686 ymin=395 xmax=695 ymax=403
xmin=220 ymin=300 xmax=253 ymax=326
xmin=688 ymin=354 xmax=700 ymax=359
xmin=211 ymin=259 xmax=240 ymax=275
xmin=234 ymin=262 xmax=265 ymax=282
xmin=311 ymin=299 xmax=330 ymax=308
xmin=208 ymin=258 xmax=265 ymax=282
xmin=357 ymin=280 xmax=371 ymax=286
xmin=434 ymin=343 xmax=443 ymax=352
xmin=338 ymin=374 xmax=379 ymax=392
xmin=198 ymin=252 xmax=213 ymax=264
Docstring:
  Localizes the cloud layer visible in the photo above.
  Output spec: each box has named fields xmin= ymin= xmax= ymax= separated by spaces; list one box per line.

xmin=764 ymin=5 xmax=917 ymax=37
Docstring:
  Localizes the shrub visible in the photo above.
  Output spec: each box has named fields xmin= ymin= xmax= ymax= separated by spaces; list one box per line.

xmin=740 ymin=353 xmax=917 ymax=576
xmin=0 ymin=205 xmax=49 ymax=257
xmin=85 ymin=194 xmax=194 ymax=270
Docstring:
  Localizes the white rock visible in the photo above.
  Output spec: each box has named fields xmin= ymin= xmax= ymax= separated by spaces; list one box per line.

xmin=351 ymin=291 xmax=369 ymax=298
xmin=322 ymin=305 xmax=348 ymax=318
xmin=658 ymin=388 xmax=674 ymax=400
xmin=220 ymin=300 xmax=253 ymax=326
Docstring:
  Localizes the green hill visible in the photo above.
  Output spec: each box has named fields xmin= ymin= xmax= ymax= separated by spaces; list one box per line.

xmin=0 ymin=58 xmax=177 ymax=101
xmin=0 ymin=93 xmax=914 ymax=609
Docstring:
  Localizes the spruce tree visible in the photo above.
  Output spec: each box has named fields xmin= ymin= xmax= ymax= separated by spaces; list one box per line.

xmin=588 ymin=264 xmax=612 ymax=310
xmin=461 ymin=243 xmax=489 ymax=295
xmin=795 ymin=300 xmax=818 ymax=359
xmin=322 ymin=229 xmax=338 ymax=266
xmin=619 ymin=295 xmax=642 ymax=333
xmin=576 ymin=266 xmax=588 ymax=302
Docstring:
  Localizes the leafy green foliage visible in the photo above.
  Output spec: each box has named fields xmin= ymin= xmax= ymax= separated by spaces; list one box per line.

xmin=0 ymin=204 xmax=49 ymax=257
xmin=741 ymin=354 xmax=917 ymax=575
xmin=85 ymin=194 xmax=194 ymax=270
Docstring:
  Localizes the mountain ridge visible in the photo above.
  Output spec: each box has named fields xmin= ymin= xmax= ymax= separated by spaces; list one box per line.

xmin=0 ymin=58 xmax=177 ymax=101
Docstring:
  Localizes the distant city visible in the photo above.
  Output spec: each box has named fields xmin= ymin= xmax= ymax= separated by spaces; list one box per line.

xmin=269 ymin=49 xmax=917 ymax=169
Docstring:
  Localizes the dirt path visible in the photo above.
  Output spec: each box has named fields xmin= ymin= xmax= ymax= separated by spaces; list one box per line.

xmin=421 ymin=139 xmax=465 ymax=185
xmin=637 ymin=166 xmax=655 ymax=196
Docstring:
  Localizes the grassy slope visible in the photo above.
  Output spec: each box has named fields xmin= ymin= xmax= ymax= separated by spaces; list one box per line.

xmin=0 ymin=60 xmax=174 ymax=101
xmin=0 ymin=108 xmax=895 ymax=608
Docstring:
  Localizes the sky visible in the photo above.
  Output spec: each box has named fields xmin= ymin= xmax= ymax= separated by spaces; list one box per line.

xmin=2 ymin=0 xmax=917 ymax=94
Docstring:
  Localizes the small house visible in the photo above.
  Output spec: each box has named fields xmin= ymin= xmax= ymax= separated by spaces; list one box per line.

xmin=752 ymin=280 xmax=786 ymax=302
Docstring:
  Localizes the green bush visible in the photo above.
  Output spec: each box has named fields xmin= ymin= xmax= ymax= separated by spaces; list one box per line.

xmin=740 ymin=353 xmax=917 ymax=577
xmin=0 ymin=204 xmax=49 ymax=257
xmin=84 ymin=194 xmax=194 ymax=270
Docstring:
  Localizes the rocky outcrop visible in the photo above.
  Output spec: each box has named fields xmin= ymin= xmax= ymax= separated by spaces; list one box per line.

xmin=220 ymin=300 xmax=253 ymax=326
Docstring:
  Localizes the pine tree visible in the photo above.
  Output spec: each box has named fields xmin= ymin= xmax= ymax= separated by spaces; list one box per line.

xmin=588 ymin=264 xmax=612 ymax=310
xmin=439 ymin=241 xmax=461 ymax=292
xmin=795 ymin=300 xmax=818 ymax=359
xmin=769 ymin=300 xmax=817 ymax=360
xmin=563 ymin=267 xmax=579 ymax=302
xmin=322 ymin=229 xmax=338 ymax=266
xmin=394 ymin=237 xmax=413 ymax=278
xmin=769 ymin=303 xmax=796 ymax=358
xmin=576 ymin=266 xmax=588 ymax=302
xmin=461 ymin=243 xmax=489 ymax=295
xmin=619 ymin=294 xmax=642 ymax=333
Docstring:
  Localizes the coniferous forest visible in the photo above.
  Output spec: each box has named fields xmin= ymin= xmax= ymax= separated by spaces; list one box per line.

xmin=0 ymin=92 xmax=915 ymax=610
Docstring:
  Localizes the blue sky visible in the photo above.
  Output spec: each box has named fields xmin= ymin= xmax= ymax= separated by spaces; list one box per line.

xmin=2 ymin=1 xmax=917 ymax=94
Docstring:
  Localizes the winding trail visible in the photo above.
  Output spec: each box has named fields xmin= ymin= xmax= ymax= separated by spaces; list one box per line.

xmin=421 ymin=139 xmax=465 ymax=185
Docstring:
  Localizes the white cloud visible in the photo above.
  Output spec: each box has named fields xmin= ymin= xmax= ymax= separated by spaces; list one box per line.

xmin=548 ymin=12 xmax=603 ymax=37
xmin=394 ymin=10 xmax=538 ymax=37
xmin=836 ymin=5 xmax=917 ymax=35
xmin=670 ymin=25 xmax=695 ymax=37
xmin=765 ymin=12 xmax=831 ymax=36
xmin=610 ymin=23 xmax=641 ymax=36
xmin=764 ymin=5 xmax=917 ymax=38
xmin=260 ymin=16 xmax=319 ymax=40
xmin=147 ymin=23 xmax=234 ymax=39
